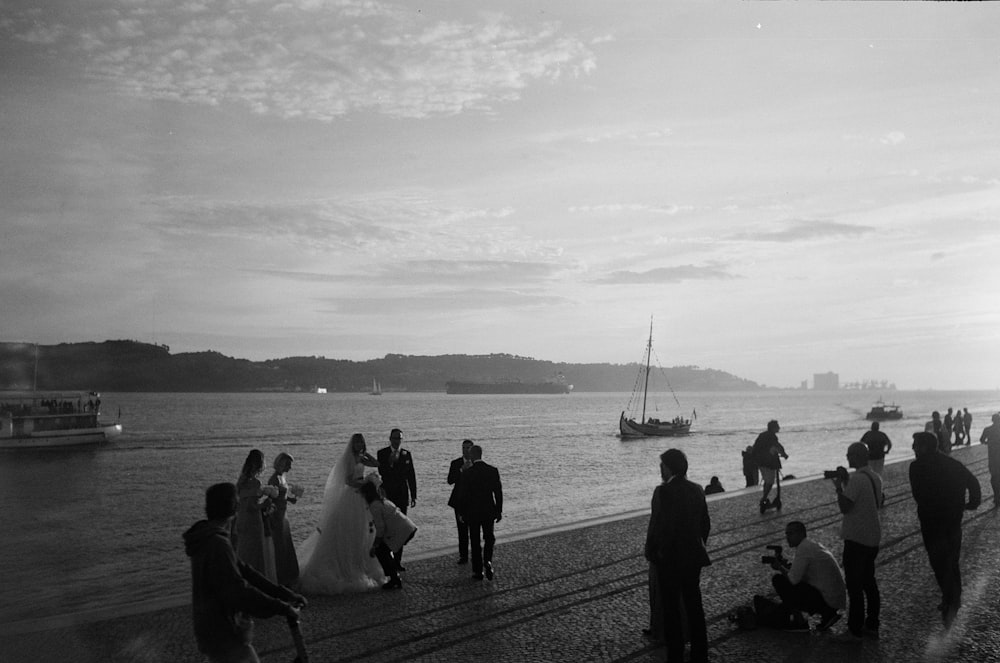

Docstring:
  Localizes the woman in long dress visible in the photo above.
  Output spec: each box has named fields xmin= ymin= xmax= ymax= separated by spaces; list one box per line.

xmin=235 ymin=449 xmax=279 ymax=582
xmin=297 ymin=433 xmax=386 ymax=593
xmin=267 ymin=452 xmax=302 ymax=587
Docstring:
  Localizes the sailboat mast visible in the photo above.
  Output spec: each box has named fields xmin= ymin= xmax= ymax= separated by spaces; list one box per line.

xmin=641 ymin=319 xmax=652 ymax=423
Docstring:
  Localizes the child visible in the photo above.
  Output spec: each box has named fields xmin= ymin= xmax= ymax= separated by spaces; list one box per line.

xmin=360 ymin=479 xmax=417 ymax=589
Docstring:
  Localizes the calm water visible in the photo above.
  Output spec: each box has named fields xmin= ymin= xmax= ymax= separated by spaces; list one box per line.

xmin=1 ymin=389 xmax=996 ymax=623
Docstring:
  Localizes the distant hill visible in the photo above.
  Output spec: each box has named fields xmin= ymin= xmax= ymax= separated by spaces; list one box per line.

xmin=0 ymin=340 xmax=763 ymax=393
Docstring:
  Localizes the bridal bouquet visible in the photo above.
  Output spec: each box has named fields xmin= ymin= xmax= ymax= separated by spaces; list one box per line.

xmin=288 ymin=483 xmax=305 ymax=499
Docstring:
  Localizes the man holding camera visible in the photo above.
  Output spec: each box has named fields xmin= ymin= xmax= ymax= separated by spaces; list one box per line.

xmin=833 ymin=442 xmax=883 ymax=638
xmin=770 ymin=521 xmax=845 ymax=631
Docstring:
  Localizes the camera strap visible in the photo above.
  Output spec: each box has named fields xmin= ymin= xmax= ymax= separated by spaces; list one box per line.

xmin=857 ymin=469 xmax=880 ymax=507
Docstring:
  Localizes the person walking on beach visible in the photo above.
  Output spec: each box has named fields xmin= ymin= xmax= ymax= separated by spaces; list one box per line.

xmin=909 ymin=431 xmax=981 ymax=627
xmin=457 ymin=444 xmax=503 ymax=581
xmin=753 ymin=420 xmax=787 ymax=510
xmin=378 ymin=428 xmax=417 ymax=569
xmin=741 ymin=445 xmax=759 ymax=487
xmin=267 ymin=452 xmax=303 ymax=587
xmin=833 ymin=443 xmax=883 ymax=638
xmin=980 ymin=413 xmax=1000 ymax=506
xmin=963 ymin=408 xmax=973 ymax=446
xmin=184 ymin=482 xmax=306 ymax=663
xmin=446 ymin=439 xmax=474 ymax=565
xmin=645 ymin=449 xmax=710 ymax=663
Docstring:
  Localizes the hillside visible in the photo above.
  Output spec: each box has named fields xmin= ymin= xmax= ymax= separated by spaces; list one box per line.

xmin=0 ymin=340 xmax=764 ymax=393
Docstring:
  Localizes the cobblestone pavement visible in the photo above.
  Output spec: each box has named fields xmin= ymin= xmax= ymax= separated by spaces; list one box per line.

xmin=3 ymin=446 xmax=999 ymax=663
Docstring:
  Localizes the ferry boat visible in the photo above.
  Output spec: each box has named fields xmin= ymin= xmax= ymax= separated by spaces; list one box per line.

xmin=865 ymin=399 xmax=903 ymax=421
xmin=445 ymin=379 xmax=571 ymax=395
xmin=0 ymin=391 xmax=122 ymax=449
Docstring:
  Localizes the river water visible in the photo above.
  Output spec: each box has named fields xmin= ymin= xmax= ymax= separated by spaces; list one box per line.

xmin=0 ymin=389 xmax=995 ymax=624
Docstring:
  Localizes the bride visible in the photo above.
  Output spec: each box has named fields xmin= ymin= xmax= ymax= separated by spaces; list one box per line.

xmin=297 ymin=433 xmax=386 ymax=593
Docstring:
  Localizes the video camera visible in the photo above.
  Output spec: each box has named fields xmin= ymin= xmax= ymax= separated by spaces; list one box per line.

xmin=823 ymin=466 xmax=849 ymax=482
xmin=760 ymin=544 xmax=788 ymax=568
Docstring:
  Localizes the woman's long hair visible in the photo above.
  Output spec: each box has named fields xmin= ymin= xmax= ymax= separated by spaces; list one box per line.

xmin=239 ymin=449 xmax=264 ymax=486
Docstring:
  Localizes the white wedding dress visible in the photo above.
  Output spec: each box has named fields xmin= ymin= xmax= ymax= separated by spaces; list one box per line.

xmin=297 ymin=444 xmax=385 ymax=593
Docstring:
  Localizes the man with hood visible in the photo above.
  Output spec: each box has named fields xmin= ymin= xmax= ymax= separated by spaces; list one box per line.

xmin=184 ymin=482 xmax=306 ymax=663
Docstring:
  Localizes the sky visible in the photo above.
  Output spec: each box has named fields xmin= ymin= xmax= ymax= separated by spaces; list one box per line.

xmin=2 ymin=1 xmax=999 ymax=390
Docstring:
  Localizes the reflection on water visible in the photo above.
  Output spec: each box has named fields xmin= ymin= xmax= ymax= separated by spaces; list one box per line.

xmin=0 ymin=389 xmax=995 ymax=622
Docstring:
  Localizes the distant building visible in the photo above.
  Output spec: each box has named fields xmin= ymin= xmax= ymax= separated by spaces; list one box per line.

xmin=813 ymin=372 xmax=839 ymax=390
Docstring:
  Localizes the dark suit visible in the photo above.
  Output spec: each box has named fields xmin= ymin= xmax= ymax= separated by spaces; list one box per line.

xmin=457 ymin=460 xmax=503 ymax=576
xmin=447 ymin=456 xmax=470 ymax=560
xmin=645 ymin=478 xmax=711 ymax=663
xmin=377 ymin=446 xmax=417 ymax=514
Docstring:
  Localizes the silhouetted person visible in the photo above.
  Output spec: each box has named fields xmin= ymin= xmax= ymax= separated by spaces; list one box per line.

xmin=457 ymin=444 xmax=503 ymax=581
xmin=645 ymin=449 xmax=710 ymax=663
xmin=741 ymin=445 xmax=759 ymax=487
xmin=753 ymin=420 xmax=787 ymax=508
xmin=704 ymin=476 xmax=725 ymax=495
xmin=981 ymin=413 xmax=1000 ymax=507
xmin=860 ymin=421 xmax=892 ymax=478
xmin=446 ymin=439 xmax=474 ymax=564
xmin=962 ymin=408 xmax=973 ymax=446
xmin=909 ymin=431 xmax=981 ymax=628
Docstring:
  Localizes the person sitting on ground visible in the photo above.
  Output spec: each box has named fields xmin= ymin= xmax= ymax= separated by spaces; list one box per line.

xmin=704 ymin=476 xmax=725 ymax=495
xmin=183 ymin=482 xmax=306 ymax=663
xmin=360 ymin=479 xmax=417 ymax=590
xmin=771 ymin=520 xmax=846 ymax=631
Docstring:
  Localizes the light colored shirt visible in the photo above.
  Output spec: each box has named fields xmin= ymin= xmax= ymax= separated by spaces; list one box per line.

xmin=788 ymin=538 xmax=846 ymax=610
xmin=841 ymin=467 xmax=882 ymax=548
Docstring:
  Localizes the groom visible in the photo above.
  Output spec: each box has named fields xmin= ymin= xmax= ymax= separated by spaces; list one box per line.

xmin=378 ymin=428 xmax=417 ymax=568
xmin=457 ymin=444 xmax=503 ymax=581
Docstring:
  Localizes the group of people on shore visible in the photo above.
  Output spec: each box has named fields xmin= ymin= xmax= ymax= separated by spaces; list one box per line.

xmin=183 ymin=428 xmax=502 ymax=663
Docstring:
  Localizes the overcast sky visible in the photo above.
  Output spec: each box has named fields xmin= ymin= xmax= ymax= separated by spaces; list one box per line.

xmin=2 ymin=1 xmax=999 ymax=390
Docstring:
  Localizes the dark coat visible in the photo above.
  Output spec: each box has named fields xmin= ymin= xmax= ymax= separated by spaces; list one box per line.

xmin=182 ymin=520 xmax=293 ymax=658
xmin=457 ymin=460 xmax=503 ymax=523
xmin=377 ymin=446 xmax=417 ymax=504
xmin=909 ymin=450 xmax=981 ymax=534
xmin=446 ymin=456 xmax=467 ymax=509
xmin=645 ymin=477 xmax=711 ymax=573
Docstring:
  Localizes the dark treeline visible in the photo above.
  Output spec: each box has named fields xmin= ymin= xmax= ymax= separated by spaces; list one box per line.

xmin=0 ymin=340 xmax=763 ymax=393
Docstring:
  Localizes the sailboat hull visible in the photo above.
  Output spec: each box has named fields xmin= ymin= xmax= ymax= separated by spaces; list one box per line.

xmin=619 ymin=412 xmax=691 ymax=437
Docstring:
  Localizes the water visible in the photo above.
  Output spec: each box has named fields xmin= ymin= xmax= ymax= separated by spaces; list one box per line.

xmin=0 ymin=389 xmax=995 ymax=624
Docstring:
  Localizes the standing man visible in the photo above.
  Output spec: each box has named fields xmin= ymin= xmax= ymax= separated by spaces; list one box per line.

xmin=909 ymin=431 xmax=981 ymax=627
xmin=963 ymin=408 xmax=973 ymax=446
xmin=183 ymin=483 xmax=306 ymax=663
xmin=644 ymin=449 xmax=710 ymax=663
xmin=860 ymin=422 xmax=892 ymax=477
xmin=458 ymin=444 xmax=503 ymax=581
xmin=741 ymin=445 xmax=759 ymax=487
xmin=446 ymin=439 xmax=474 ymax=565
xmin=753 ymin=420 xmax=788 ymax=510
xmin=980 ymin=413 xmax=1000 ymax=506
xmin=833 ymin=443 xmax=883 ymax=638
xmin=378 ymin=428 xmax=417 ymax=569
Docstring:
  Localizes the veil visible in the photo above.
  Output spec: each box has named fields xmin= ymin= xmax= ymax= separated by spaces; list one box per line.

xmin=297 ymin=439 xmax=384 ymax=593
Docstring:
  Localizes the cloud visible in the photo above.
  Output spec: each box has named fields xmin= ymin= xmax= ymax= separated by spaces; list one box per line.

xmin=254 ymin=259 xmax=564 ymax=287
xmin=569 ymin=203 xmax=691 ymax=215
xmin=2 ymin=0 xmax=595 ymax=120
xmin=319 ymin=287 xmax=567 ymax=314
xmin=880 ymin=131 xmax=905 ymax=145
xmin=591 ymin=264 xmax=738 ymax=285
xmin=732 ymin=220 xmax=874 ymax=243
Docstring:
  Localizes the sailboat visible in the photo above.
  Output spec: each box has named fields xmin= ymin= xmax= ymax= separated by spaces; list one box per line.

xmin=369 ymin=378 xmax=383 ymax=396
xmin=618 ymin=320 xmax=693 ymax=437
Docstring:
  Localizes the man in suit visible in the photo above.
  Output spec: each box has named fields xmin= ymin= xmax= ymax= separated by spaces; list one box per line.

xmin=644 ymin=449 xmax=710 ymax=663
xmin=457 ymin=444 xmax=503 ymax=581
xmin=447 ymin=439 xmax=474 ymax=565
xmin=377 ymin=428 xmax=417 ymax=569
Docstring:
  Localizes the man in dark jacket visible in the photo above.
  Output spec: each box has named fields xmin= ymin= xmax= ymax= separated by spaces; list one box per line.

xmin=645 ymin=449 xmax=711 ymax=663
xmin=378 ymin=428 xmax=418 ymax=570
xmin=909 ymin=431 xmax=981 ymax=628
xmin=753 ymin=419 xmax=788 ymax=509
xmin=183 ymin=482 xmax=306 ymax=663
xmin=457 ymin=444 xmax=503 ymax=581
xmin=446 ymin=438 xmax=474 ymax=564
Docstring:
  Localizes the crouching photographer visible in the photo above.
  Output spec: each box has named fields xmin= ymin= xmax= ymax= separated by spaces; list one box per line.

xmin=770 ymin=521 xmax=846 ymax=631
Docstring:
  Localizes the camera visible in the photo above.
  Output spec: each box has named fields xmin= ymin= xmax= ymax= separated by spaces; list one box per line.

xmin=760 ymin=544 xmax=786 ymax=566
xmin=823 ymin=466 xmax=849 ymax=482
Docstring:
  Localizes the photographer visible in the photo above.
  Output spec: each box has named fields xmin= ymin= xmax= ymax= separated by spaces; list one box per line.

xmin=833 ymin=442 xmax=883 ymax=638
xmin=770 ymin=521 xmax=845 ymax=631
